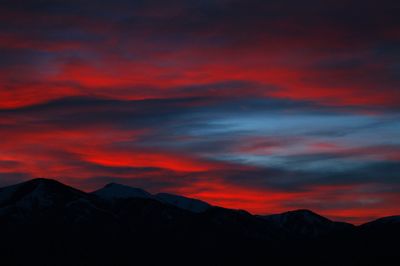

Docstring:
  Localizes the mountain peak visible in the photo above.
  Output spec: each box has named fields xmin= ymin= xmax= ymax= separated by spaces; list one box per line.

xmin=104 ymin=182 xmax=119 ymax=187
xmin=26 ymin=177 xmax=64 ymax=186
xmin=284 ymin=209 xmax=331 ymax=222
xmin=93 ymin=183 xmax=153 ymax=200
xmin=361 ymin=215 xmax=400 ymax=228
xmin=0 ymin=178 xmax=85 ymax=209
xmin=261 ymin=209 xmax=354 ymax=237
xmin=263 ymin=209 xmax=332 ymax=224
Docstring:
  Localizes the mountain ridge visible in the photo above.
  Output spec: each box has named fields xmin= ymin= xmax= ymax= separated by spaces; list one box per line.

xmin=2 ymin=178 xmax=397 ymax=225
xmin=0 ymin=178 xmax=398 ymax=265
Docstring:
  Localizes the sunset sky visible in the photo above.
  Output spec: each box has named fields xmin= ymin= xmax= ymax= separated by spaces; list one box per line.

xmin=0 ymin=0 xmax=399 ymax=223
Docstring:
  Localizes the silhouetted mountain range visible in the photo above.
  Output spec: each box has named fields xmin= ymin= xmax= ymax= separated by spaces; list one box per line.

xmin=0 ymin=178 xmax=398 ymax=265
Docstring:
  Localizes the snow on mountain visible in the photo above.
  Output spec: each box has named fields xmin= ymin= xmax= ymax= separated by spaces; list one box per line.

xmin=155 ymin=193 xmax=211 ymax=213
xmin=0 ymin=178 xmax=88 ymax=211
xmin=93 ymin=183 xmax=153 ymax=200
xmin=92 ymin=183 xmax=210 ymax=213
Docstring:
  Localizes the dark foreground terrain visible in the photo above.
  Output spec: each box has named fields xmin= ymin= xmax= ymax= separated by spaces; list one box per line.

xmin=0 ymin=178 xmax=398 ymax=265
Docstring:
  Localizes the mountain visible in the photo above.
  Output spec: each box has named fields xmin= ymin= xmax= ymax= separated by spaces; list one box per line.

xmin=93 ymin=183 xmax=211 ymax=213
xmin=0 ymin=178 xmax=398 ymax=266
xmin=155 ymin=192 xmax=211 ymax=213
xmin=0 ymin=178 xmax=118 ymax=230
xmin=360 ymin=215 xmax=400 ymax=228
xmin=353 ymin=216 xmax=400 ymax=265
xmin=261 ymin=209 xmax=354 ymax=238
xmin=358 ymin=215 xmax=400 ymax=241
xmin=0 ymin=179 xmax=121 ymax=265
xmin=0 ymin=178 xmax=92 ymax=212
xmin=92 ymin=183 xmax=153 ymax=200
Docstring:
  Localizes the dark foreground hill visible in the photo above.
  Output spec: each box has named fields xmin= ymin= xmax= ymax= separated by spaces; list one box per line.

xmin=0 ymin=178 xmax=398 ymax=266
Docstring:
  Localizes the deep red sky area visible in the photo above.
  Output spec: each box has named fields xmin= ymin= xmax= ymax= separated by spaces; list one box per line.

xmin=0 ymin=0 xmax=399 ymax=224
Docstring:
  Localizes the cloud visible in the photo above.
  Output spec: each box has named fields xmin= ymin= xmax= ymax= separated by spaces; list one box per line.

xmin=0 ymin=0 xmax=399 ymax=223
xmin=0 ymin=0 xmax=399 ymax=108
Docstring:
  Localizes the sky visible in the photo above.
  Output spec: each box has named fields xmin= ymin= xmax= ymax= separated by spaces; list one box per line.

xmin=0 ymin=0 xmax=399 ymax=223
